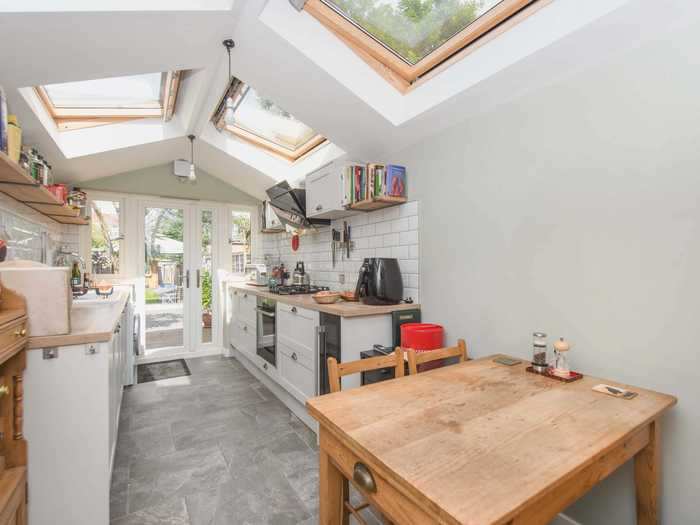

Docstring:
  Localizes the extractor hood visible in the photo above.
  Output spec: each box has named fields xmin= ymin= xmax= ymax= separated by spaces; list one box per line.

xmin=266 ymin=181 xmax=330 ymax=230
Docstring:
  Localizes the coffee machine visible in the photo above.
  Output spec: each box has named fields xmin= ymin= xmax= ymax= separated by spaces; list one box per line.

xmin=354 ymin=258 xmax=403 ymax=305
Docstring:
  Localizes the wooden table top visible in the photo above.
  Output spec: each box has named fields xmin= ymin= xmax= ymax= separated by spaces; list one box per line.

xmin=307 ymin=355 xmax=676 ymax=525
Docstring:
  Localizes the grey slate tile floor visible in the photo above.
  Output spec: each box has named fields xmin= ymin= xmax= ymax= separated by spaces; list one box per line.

xmin=111 ymin=354 xmax=379 ymax=525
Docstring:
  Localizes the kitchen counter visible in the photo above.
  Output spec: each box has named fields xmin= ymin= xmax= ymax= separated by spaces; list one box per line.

xmin=27 ymin=288 xmax=131 ymax=349
xmin=228 ymin=283 xmax=419 ymax=317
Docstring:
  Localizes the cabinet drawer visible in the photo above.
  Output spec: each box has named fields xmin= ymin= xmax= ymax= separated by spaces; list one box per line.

xmin=277 ymin=302 xmax=315 ymax=320
xmin=277 ymin=309 xmax=316 ymax=353
xmin=237 ymin=292 xmax=257 ymax=325
xmin=0 ymin=317 xmax=27 ymax=363
xmin=320 ymin=430 xmax=436 ymax=524
xmin=278 ymin=344 xmax=316 ymax=403
xmin=234 ymin=321 xmax=256 ymax=356
xmin=278 ymin=340 xmax=314 ymax=372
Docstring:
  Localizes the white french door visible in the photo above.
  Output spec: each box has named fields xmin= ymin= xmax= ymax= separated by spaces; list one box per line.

xmin=140 ymin=200 xmax=218 ymax=359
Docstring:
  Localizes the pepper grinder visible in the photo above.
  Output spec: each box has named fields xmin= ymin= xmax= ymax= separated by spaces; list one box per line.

xmin=552 ymin=337 xmax=571 ymax=378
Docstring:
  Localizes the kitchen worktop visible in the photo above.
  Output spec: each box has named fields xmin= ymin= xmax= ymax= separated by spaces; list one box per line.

xmin=27 ymin=288 xmax=131 ymax=349
xmin=228 ymin=282 xmax=419 ymax=317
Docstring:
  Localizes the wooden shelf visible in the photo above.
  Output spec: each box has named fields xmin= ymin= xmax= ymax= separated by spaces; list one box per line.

xmin=350 ymin=195 xmax=407 ymax=211
xmin=0 ymin=152 xmax=88 ymax=225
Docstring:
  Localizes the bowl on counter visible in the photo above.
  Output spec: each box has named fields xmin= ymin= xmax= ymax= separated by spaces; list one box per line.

xmin=312 ymin=291 xmax=341 ymax=304
xmin=340 ymin=291 xmax=358 ymax=302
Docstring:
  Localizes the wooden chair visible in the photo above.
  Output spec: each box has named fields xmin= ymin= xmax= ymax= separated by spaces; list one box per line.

xmin=327 ymin=348 xmax=404 ymax=394
xmin=326 ymin=349 xmax=403 ymax=524
xmin=406 ymin=339 xmax=468 ymax=375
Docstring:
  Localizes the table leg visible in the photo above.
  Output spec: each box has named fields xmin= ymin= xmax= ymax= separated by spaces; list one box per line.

xmin=635 ymin=420 xmax=660 ymax=525
xmin=320 ymin=446 xmax=347 ymax=525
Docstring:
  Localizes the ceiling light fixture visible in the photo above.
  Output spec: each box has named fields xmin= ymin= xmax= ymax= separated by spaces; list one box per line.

xmin=187 ymin=134 xmax=197 ymax=182
xmin=222 ymin=39 xmax=236 ymax=127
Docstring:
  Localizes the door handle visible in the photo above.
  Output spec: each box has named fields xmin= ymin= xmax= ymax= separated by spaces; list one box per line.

xmin=197 ymin=269 xmax=201 ymax=288
xmin=291 ymin=352 xmax=298 ymax=361
xmin=186 ymin=270 xmax=190 ymax=288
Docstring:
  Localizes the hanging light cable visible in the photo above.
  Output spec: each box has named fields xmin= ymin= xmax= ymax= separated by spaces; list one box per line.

xmin=223 ymin=39 xmax=236 ymax=127
xmin=188 ymin=134 xmax=196 ymax=182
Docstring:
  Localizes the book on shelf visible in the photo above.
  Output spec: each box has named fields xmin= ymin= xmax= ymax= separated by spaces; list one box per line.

xmin=341 ymin=163 xmax=407 ymax=208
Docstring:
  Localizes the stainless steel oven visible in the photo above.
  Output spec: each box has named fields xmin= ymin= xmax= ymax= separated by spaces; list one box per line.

xmin=256 ymin=297 xmax=276 ymax=366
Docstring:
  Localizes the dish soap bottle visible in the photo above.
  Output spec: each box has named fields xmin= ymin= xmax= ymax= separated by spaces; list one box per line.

xmin=552 ymin=337 xmax=571 ymax=378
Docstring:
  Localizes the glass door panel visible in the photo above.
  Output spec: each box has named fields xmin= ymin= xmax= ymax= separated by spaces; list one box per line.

xmin=199 ymin=209 xmax=214 ymax=345
xmin=144 ymin=206 xmax=186 ymax=354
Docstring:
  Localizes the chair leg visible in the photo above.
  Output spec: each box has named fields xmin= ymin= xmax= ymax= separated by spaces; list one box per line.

xmin=341 ymin=478 xmax=350 ymax=525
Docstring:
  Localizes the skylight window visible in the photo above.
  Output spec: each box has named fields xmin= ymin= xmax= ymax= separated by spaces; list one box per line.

xmin=299 ymin=0 xmax=540 ymax=92
xmin=35 ymin=71 xmax=182 ymax=131
xmin=213 ymin=78 xmax=327 ymax=162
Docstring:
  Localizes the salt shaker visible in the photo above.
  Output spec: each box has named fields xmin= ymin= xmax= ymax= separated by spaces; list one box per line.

xmin=552 ymin=337 xmax=571 ymax=378
xmin=531 ymin=332 xmax=548 ymax=373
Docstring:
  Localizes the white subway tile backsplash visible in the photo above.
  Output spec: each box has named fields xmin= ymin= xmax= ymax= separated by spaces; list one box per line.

xmin=369 ymin=235 xmax=384 ymax=248
xmin=382 ymin=206 xmax=401 ymax=221
xmin=382 ymin=233 xmax=399 ymax=247
xmin=399 ymin=200 xmax=419 ymax=217
xmin=391 ymin=217 xmax=409 ymax=233
xmin=399 ymin=230 xmax=419 ymax=246
xmin=399 ymin=259 xmax=419 ymax=274
xmin=263 ymin=202 xmax=420 ymax=298
xmin=392 ymin=245 xmax=409 ymax=259
xmin=374 ymin=221 xmax=391 ymax=235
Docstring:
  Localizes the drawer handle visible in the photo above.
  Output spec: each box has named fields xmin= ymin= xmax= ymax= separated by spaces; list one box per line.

xmin=14 ymin=328 xmax=27 ymax=337
xmin=244 ymin=293 xmax=248 ymax=298
xmin=243 ymin=325 xmax=248 ymax=332
xmin=353 ymin=463 xmax=376 ymax=493
xmin=0 ymin=385 xmax=8 ymax=397
xmin=291 ymin=307 xmax=297 ymax=314
xmin=315 ymin=204 xmax=323 ymax=211
xmin=291 ymin=352 xmax=298 ymax=361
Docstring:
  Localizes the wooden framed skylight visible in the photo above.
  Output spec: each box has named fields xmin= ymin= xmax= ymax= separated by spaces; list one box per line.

xmin=298 ymin=0 xmax=543 ymax=92
xmin=212 ymin=77 xmax=327 ymax=163
xmin=35 ymin=71 xmax=182 ymax=131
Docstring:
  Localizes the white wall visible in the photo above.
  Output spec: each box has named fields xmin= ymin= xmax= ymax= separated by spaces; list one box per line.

xmin=398 ymin=18 xmax=700 ymax=525
xmin=261 ymin=202 xmax=420 ymax=301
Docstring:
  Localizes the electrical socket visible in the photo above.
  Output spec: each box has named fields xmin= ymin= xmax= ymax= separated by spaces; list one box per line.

xmin=339 ymin=274 xmax=345 ymax=284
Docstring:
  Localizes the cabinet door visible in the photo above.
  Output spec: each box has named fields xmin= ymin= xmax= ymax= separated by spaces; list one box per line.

xmin=306 ymin=167 xmax=340 ymax=218
xmin=278 ymin=342 xmax=316 ymax=403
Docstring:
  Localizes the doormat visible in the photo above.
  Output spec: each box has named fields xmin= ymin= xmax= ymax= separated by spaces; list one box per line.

xmin=137 ymin=359 xmax=191 ymax=384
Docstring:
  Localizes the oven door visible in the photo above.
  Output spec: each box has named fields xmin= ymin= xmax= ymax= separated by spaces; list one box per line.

xmin=256 ymin=298 xmax=276 ymax=366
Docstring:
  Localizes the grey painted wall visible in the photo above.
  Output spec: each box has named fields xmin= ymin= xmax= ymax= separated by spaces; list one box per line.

xmin=399 ymin=18 xmax=699 ymax=525
xmin=82 ymin=163 xmax=260 ymax=205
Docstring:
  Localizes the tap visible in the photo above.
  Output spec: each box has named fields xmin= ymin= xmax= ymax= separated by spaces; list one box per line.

xmin=54 ymin=247 xmax=86 ymax=273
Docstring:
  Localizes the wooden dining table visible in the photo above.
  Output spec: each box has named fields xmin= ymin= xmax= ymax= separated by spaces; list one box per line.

xmin=306 ymin=355 xmax=676 ymax=525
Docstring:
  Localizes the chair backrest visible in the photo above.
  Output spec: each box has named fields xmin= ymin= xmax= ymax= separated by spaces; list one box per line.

xmin=327 ymin=348 xmax=404 ymax=393
xmin=406 ymin=339 xmax=468 ymax=375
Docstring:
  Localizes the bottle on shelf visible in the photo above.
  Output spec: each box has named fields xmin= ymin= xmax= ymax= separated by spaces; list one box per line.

xmin=71 ymin=262 xmax=82 ymax=288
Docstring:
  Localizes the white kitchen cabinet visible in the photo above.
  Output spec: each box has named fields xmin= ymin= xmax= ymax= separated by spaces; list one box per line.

xmin=276 ymin=303 xmax=319 ymax=402
xmin=305 ymin=162 xmax=359 ymax=220
xmin=25 ymin=299 xmax=132 ymax=525
xmin=278 ymin=341 xmax=315 ymax=404
xmin=262 ymin=200 xmax=284 ymax=232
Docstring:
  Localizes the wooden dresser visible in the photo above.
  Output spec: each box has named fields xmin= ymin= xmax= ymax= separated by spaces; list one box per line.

xmin=0 ymin=286 xmax=28 ymax=525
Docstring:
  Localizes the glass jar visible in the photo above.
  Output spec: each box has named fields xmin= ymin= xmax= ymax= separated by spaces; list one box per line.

xmin=553 ymin=337 xmax=571 ymax=378
xmin=532 ymin=332 xmax=548 ymax=373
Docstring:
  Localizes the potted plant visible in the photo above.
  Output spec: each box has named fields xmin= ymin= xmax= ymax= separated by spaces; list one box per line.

xmin=201 ymin=270 xmax=212 ymax=328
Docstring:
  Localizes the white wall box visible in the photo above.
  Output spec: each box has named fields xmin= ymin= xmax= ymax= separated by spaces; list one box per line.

xmin=305 ymin=162 xmax=359 ymax=220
